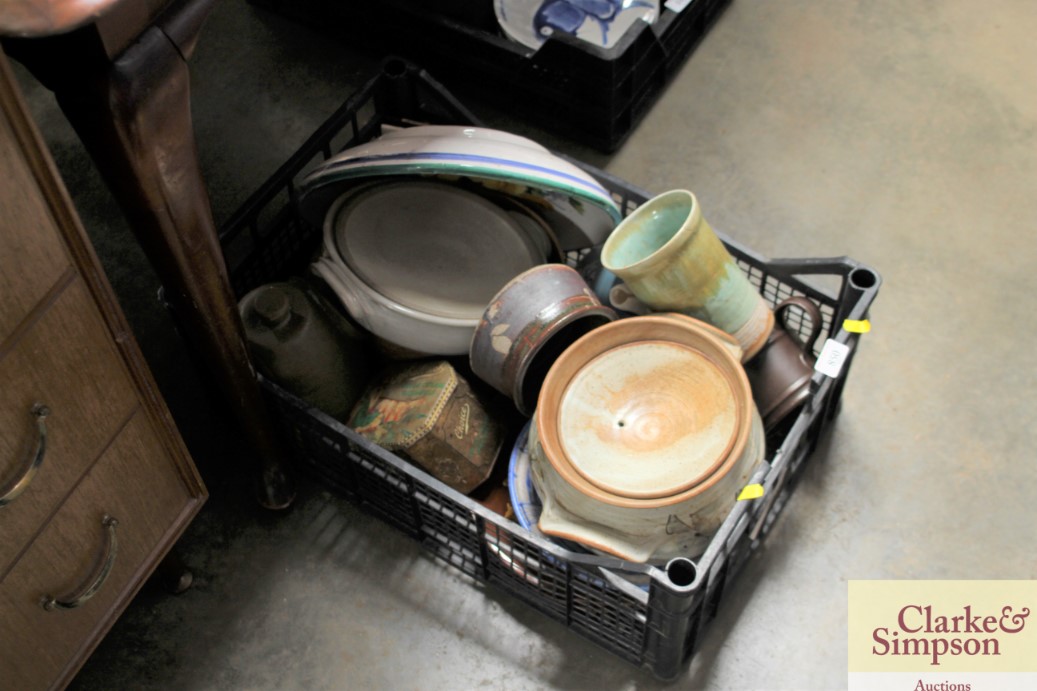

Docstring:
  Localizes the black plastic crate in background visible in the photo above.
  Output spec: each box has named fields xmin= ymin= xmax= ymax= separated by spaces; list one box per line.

xmin=246 ymin=0 xmax=732 ymax=152
xmin=216 ymin=58 xmax=881 ymax=680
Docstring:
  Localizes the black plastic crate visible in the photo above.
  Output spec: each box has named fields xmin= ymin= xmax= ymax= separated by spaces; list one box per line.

xmin=247 ymin=0 xmax=732 ymax=152
xmin=217 ymin=58 xmax=881 ymax=680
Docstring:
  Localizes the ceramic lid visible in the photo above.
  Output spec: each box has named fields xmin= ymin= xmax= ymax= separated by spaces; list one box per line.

xmin=556 ymin=340 xmax=739 ymax=499
xmin=333 ymin=181 xmax=543 ymax=320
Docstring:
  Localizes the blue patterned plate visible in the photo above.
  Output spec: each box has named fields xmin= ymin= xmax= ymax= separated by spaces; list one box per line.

xmin=495 ymin=0 xmax=659 ymax=51
xmin=508 ymin=421 xmax=586 ymax=554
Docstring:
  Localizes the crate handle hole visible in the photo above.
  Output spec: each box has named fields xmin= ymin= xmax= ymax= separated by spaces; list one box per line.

xmin=664 ymin=557 xmax=698 ymax=589
xmin=848 ymin=267 xmax=878 ymax=290
xmin=382 ymin=58 xmax=408 ymax=79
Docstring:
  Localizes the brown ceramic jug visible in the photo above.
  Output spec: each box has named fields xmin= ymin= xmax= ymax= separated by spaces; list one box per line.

xmin=743 ymin=296 xmax=823 ymax=432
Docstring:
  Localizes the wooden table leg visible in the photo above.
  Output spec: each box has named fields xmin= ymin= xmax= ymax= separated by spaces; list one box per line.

xmin=4 ymin=3 xmax=296 ymax=509
xmin=154 ymin=548 xmax=195 ymax=595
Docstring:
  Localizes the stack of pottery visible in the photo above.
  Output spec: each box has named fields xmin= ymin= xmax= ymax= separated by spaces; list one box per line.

xmin=283 ymin=118 xmax=824 ymax=548
xmin=597 ymin=188 xmax=825 ymax=434
xmin=301 ymin=125 xmax=622 ymax=358
xmin=513 ymin=188 xmax=840 ymax=561
xmin=527 ymin=314 xmax=765 ymax=562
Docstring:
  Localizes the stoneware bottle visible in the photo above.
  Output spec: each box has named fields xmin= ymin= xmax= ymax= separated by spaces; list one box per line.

xmin=239 ymin=279 xmax=370 ymax=421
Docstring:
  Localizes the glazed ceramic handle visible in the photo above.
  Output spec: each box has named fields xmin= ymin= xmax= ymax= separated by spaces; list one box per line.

xmin=536 ymin=492 xmax=663 ymax=564
xmin=774 ymin=296 xmax=823 ymax=353
xmin=41 ymin=515 xmax=119 ymax=611
xmin=311 ymin=255 xmax=365 ymax=322
xmin=0 ymin=403 xmax=50 ymax=507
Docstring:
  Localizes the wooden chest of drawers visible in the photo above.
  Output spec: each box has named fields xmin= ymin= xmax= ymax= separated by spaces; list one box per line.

xmin=0 ymin=52 xmax=206 ymax=690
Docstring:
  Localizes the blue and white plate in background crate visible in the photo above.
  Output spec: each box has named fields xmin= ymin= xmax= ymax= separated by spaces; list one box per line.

xmin=495 ymin=0 xmax=660 ymax=51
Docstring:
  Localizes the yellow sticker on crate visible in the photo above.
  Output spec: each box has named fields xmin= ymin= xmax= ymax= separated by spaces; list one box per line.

xmin=844 ymin=319 xmax=872 ymax=333
xmin=737 ymin=484 xmax=765 ymax=501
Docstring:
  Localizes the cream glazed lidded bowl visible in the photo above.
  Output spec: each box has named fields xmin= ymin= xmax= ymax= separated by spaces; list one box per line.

xmin=530 ymin=314 xmax=766 ymax=563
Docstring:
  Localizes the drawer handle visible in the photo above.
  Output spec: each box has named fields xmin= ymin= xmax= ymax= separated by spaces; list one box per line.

xmin=0 ymin=403 xmax=50 ymax=507
xmin=41 ymin=515 xmax=119 ymax=611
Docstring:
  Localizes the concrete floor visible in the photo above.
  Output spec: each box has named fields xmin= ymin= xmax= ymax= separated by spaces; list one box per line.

xmin=12 ymin=0 xmax=1037 ymax=688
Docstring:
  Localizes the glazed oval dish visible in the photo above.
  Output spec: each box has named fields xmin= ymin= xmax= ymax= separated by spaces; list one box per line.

xmin=312 ymin=180 xmax=548 ymax=355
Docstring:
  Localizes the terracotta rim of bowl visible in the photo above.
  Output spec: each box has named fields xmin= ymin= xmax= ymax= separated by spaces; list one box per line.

xmin=534 ymin=314 xmax=754 ymax=509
